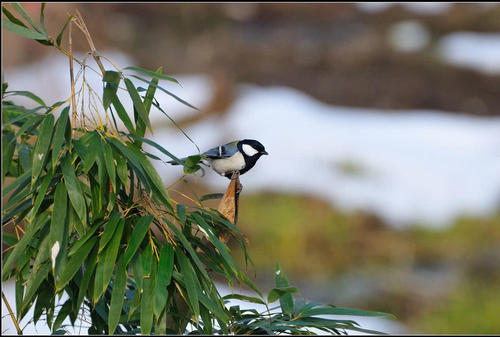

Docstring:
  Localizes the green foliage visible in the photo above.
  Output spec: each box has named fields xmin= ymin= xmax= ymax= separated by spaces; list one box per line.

xmin=1 ymin=3 xmax=393 ymax=335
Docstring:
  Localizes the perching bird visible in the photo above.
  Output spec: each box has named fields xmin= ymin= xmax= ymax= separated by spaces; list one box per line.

xmin=168 ymin=139 xmax=268 ymax=179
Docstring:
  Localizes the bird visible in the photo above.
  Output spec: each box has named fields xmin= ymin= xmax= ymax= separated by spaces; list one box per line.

xmin=168 ymin=139 xmax=268 ymax=179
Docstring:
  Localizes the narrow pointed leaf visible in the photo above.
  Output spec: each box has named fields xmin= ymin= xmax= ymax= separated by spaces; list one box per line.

xmin=176 ymin=247 xmax=200 ymax=321
xmin=108 ymin=256 xmax=128 ymax=334
xmin=31 ymin=113 xmax=54 ymax=187
xmin=93 ymin=218 xmax=124 ymax=302
xmin=124 ymin=78 xmax=151 ymax=132
xmin=56 ymin=14 xmax=73 ymax=47
xmin=124 ymin=66 xmax=179 ymax=84
xmin=123 ymin=215 xmax=152 ymax=265
xmin=1 ymin=18 xmax=47 ymax=40
xmin=155 ymin=244 xmax=173 ymax=317
xmin=56 ymin=236 xmax=97 ymax=292
xmin=275 ymin=264 xmax=294 ymax=316
xmin=51 ymin=106 xmax=69 ymax=169
xmin=102 ymin=141 xmax=116 ymax=193
xmin=10 ymin=3 xmax=43 ymax=33
xmin=62 ymin=155 xmax=87 ymax=228
xmin=140 ymin=249 xmax=157 ymax=335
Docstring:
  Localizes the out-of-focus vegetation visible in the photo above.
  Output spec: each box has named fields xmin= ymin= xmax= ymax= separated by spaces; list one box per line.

xmin=232 ymin=193 xmax=500 ymax=333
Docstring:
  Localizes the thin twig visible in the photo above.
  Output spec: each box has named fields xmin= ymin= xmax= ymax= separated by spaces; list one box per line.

xmin=74 ymin=9 xmax=106 ymax=76
xmin=68 ymin=18 xmax=77 ymax=129
xmin=2 ymin=291 xmax=22 ymax=335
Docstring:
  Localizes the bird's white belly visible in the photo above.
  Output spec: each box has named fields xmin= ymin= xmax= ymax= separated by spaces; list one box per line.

xmin=208 ymin=152 xmax=245 ymax=175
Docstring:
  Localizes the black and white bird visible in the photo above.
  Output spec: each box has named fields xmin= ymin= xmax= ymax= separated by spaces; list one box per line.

xmin=169 ymin=139 xmax=268 ymax=179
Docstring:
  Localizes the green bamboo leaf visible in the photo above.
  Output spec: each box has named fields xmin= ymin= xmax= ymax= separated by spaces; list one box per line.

xmin=4 ymin=183 xmax=32 ymax=213
xmin=12 ymin=114 xmax=44 ymax=141
xmin=198 ymin=290 xmax=230 ymax=324
xmin=1 ymin=211 xmax=49 ymax=280
xmin=191 ymin=213 xmax=238 ymax=276
xmin=176 ymin=247 xmax=200 ymax=321
xmin=267 ymin=286 xmax=299 ymax=304
xmin=120 ymin=132 xmax=182 ymax=164
xmin=98 ymin=212 xmax=121 ymax=253
xmin=31 ymin=113 xmax=54 ymax=187
xmin=200 ymin=193 xmax=224 ymax=202
xmin=110 ymin=94 xmax=135 ymax=135
xmin=51 ymin=106 xmax=70 ymax=170
xmin=68 ymin=196 xmax=85 ymax=235
xmin=52 ymin=299 xmax=72 ymax=332
xmin=128 ymin=289 xmax=141 ymax=321
xmin=275 ymin=264 xmax=294 ymax=316
xmin=155 ymin=244 xmax=173 ymax=317
xmin=39 ymin=2 xmax=46 ymax=33
xmin=6 ymin=90 xmax=46 ymax=106
xmin=140 ymin=248 xmax=157 ymax=335
xmin=102 ymin=141 xmax=116 ymax=193
xmin=124 ymin=66 xmax=179 ymax=84
xmin=199 ymin=305 xmax=213 ymax=334
xmin=2 ymin=130 xmax=16 ymax=183
xmin=107 ymin=138 xmax=149 ymax=192
xmin=2 ymin=106 xmax=44 ymax=127
xmin=18 ymin=143 xmax=32 ymax=171
xmin=62 ymin=155 xmax=87 ymax=228
xmin=28 ymin=171 xmax=53 ymax=222
xmin=82 ymin=132 xmax=100 ymax=173
xmin=10 ymin=3 xmax=43 ymax=33
xmin=108 ymin=255 xmax=128 ymax=334
xmin=49 ymin=182 xmax=68 ymax=273
xmin=68 ymin=221 xmax=100 ymax=257
xmin=93 ymin=218 xmax=124 ymax=303
xmin=176 ymin=204 xmax=186 ymax=223
xmin=2 ymin=5 xmax=27 ymax=28
xmin=21 ymin=262 xmax=50 ymax=314
xmin=1 ymin=18 xmax=47 ymax=40
xmin=301 ymin=306 xmax=395 ymax=319
xmin=135 ymin=67 xmax=160 ymax=144
xmin=124 ymin=78 xmax=151 ymax=133
xmin=56 ymin=236 xmax=97 ymax=292
xmin=33 ymin=281 xmax=53 ymax=324
xmin=75 ymin=245 xmax=98 ymax=311
xmin=2 ymin=170 xmax=31 ymax=199
xmin=123 ymin=215 xmax=152 ymax=265
xmin=222 ymin=294 xmax=266 ymax=305
xmin=164 ymin=219 xmax=209 ymax=281
xmin=124 ymin=141 xmax=169 ymax=203
xmin=56 ymin=14 xmax=73 ymax=47
xmin=114 ymin=152 xmax=128 ymax=189
xmin=102 ymin=70 xmax=121 ymax=110
xmin=131 ymin=75 xmax=199 ymax=110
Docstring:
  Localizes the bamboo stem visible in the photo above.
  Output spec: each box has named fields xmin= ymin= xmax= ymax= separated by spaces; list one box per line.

xmin=2 ymin=291 xmax=22 ymax=335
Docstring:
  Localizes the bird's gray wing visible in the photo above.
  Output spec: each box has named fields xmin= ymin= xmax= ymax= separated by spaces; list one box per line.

xmin=202 ymin=141 xmax=239 ymax=159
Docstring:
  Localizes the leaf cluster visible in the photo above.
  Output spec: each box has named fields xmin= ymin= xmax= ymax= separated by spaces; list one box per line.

xmin=2 ymin=3 xmax=394 ymax=335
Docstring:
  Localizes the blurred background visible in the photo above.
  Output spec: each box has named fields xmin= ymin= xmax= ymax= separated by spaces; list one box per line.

xmin=3 ymin=2 xmax=500 ymax=334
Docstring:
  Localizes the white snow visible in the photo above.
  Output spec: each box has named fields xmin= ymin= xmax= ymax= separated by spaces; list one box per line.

xmin=437 ymin=32 xmax=500 ymax=74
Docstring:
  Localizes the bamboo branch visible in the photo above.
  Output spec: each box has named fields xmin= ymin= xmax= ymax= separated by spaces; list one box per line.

xmin=2 ymin=291 xmax=22 ymax=335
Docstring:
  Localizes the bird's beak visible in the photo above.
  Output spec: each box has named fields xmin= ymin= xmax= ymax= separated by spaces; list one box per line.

xmin=262 ymin=150 xmax=268 ymax=155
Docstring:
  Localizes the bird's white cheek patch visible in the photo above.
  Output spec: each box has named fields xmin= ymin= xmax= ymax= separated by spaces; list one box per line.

xmin=242 ymin=144 xmax=259 ymax=156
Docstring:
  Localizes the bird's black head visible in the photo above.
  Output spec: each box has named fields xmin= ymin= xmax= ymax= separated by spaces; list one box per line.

xmin=236 ymin=139 xmax=268 ymax=176
xmin=237 ymin=139 xmax=268 ymax=158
